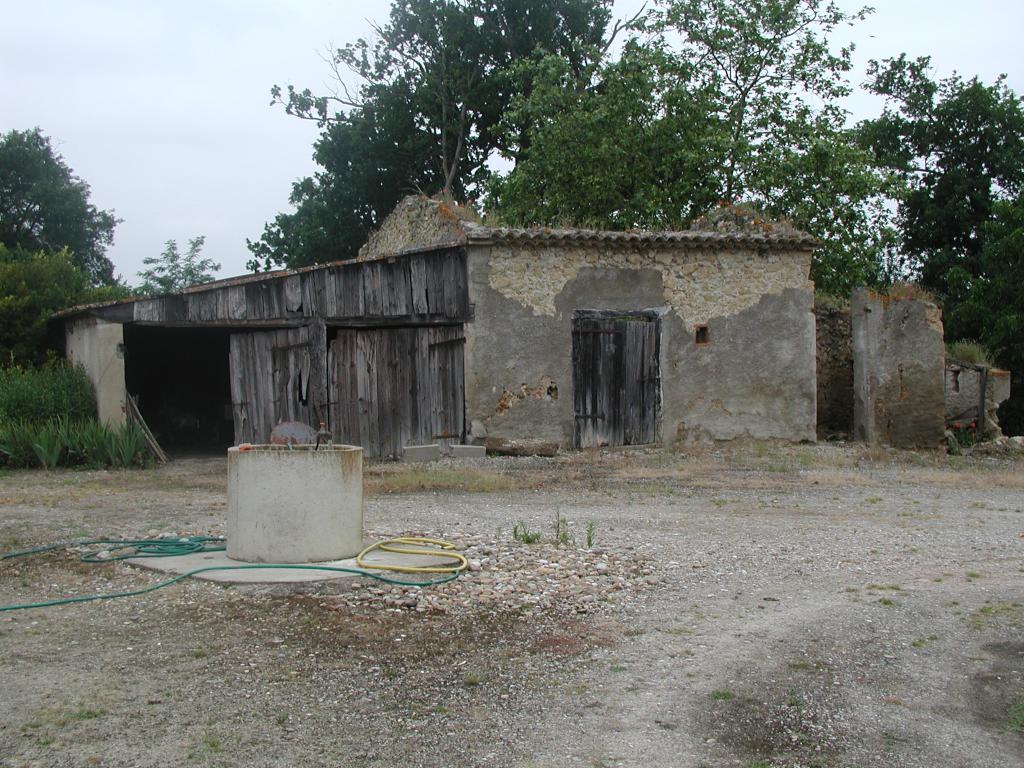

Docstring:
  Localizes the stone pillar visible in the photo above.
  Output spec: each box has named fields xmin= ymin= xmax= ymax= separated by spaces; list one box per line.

xmin=65 ymin=317 xmax=127 ymax=426
xmin=852 ymin=289 xmax=945 ymax=448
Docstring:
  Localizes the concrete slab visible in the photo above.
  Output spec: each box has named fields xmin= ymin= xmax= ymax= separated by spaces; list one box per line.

xmin=402 ymin=444 xmax=441 ymax=462
xmin=449 ymin=444 xmax=486 ymax=459
xmin=126 ymin=543 xmax=457 ymax=584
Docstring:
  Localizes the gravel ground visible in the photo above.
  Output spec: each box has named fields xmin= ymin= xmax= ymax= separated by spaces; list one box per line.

xmin=1 ymin=443 xmax=1022 ymax=768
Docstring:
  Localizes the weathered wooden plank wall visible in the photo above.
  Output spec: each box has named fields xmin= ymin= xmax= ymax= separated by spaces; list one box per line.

xmin=229 ymin=324 xmax=329 ymax=443
xmin=328 ymin=326 xmax=465 ymax=458
xmin=126 ymin=248 xmax=469 ymax=326
xmin=79 ymin=248 xmax=470 ymax=455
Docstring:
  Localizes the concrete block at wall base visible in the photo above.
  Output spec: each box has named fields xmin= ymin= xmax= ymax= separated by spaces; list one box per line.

xmin=449 ymin=444 xmax=486 ymax=459
xmin=402 ymin=444 xmax=441 ymax=463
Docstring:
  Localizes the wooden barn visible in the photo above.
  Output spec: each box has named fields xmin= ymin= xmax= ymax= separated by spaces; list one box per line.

xmin=53 ymin=246 xmax=471 ymax=457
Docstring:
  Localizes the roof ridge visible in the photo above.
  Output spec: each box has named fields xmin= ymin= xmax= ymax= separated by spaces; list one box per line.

xmin=462 ymin=221 xmax=817 ymax=249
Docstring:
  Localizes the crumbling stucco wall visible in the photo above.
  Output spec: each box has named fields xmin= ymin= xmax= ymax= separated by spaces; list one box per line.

xmin=464 ymin=243 xmax=817 ymax=447
xmin=852 ymin=290 xmax=944 ymax=448
xmin=815 ymin=302 xmax=854 ymax=439
xmin=65 ymin=317 xmax=126 ymax=426
xmin=487 ymin=245 xmax=812 ymax=331
xmin=945 ymin=362 xmax=1012 ymax=438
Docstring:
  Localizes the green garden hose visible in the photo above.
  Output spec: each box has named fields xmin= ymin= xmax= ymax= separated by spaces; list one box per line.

xmin=1 ymin=535 xmax=226 ymax=562
xmin=0 ymin=536 xmax=461 ymax=613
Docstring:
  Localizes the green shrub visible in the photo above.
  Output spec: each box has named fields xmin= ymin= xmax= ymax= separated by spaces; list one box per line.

xmin=0 ymin=420 xmax=40 ymax=467
xmin=0 ymin=363 xmax=96 ymax=424
xmin=31 ymin=421 xmax=65 ymax=468
xmin=107 ymin=422 xmax=150 ymax=468
xmin=62 ymin=419 xmax=110 ymax=467
xmin=946 ymin=340 xmax=993 ymax=366
xmin=0 ymin=418 xmax=152 ymax=470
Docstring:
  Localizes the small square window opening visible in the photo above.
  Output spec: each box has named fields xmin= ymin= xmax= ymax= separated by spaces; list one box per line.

xmin=695 ymin=325 xmax=710 ymax=345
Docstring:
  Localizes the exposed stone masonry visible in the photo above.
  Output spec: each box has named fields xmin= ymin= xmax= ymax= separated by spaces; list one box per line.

xmin=815 ymin=302 xmax=854 ymax=439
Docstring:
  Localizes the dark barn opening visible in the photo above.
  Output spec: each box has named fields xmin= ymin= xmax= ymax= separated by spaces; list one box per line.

xmin=124 ymin=326 xmax=234 ymax=453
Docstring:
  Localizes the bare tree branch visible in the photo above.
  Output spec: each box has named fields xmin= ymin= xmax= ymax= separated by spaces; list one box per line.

xmin=599 ymin=3 xmax=648 ymax=57
xmin=318 ymin=49 xmax=365 ymax=109
xmin=444 ymin=101 xmax=469 ymax=193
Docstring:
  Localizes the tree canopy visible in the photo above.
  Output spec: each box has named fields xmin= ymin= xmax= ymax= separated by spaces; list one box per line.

xmin=248 ymin=0 xmax=617 ymax=270
xmin=859 ymin=55 xmax=1024 ymax=308
xmin=486 ymin=0 xmax=899 ymax=295
xmin=0 ymin=245 xmax=129 ymax=366
xmin=137 ymin=236 xmax=219 ymax=296
xmin=0 ymin=128 xmax=119 ymax=285
xmin=485 ymin=41 xmax=726 ymax=230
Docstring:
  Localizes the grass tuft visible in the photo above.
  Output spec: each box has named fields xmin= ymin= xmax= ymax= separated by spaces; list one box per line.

xmin=946 ymin=341 xmax=993 ymax=366
xmin=552 ymin=510 xmax=573 ymax=547
xmin=512 ymin=522 xmax=541 ymax=544
xmin=1008 ymin=702 xmax=1024 ymax=732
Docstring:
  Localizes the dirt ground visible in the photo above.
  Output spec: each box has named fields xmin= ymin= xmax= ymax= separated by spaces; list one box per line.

xmin=1 ymin=442 xmax=1022 ymax=768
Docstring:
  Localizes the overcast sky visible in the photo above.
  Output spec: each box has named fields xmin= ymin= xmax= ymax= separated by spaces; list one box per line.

xmin=2 ymin=1 xmax=1021 ymax=283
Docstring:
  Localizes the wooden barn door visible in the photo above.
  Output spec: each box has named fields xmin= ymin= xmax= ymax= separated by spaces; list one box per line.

xmin=328 ymin=325 xmax=465 ymax=458
xmin=572 ymin=312 xmax=661 ymax=448
xmin=229 ymin=323 xmax=327 ymax=444
xmin=425 ymin=325 xmax=466 ymax=445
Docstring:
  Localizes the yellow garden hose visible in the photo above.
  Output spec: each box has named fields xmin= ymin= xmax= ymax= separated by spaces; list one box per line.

xmin=356 ymin=536 xmax=468 ymax=575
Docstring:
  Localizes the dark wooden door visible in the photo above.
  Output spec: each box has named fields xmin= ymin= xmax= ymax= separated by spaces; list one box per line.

xmin=229 ymin=323 xmax=328 ymax=443
xmin=572 ymin=312 xmax=661 ymax=448
xmin=328 ymin=325 xmax=465 ymax=458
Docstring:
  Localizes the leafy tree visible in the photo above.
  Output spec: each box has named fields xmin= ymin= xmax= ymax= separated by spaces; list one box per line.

xmin=0 ymin=128 xmax=119 ymax=285
xmin=656 ymin=0 xmax=902 ymax=295
xmin=0 ymin=245 xmax=130 ymax=366
xmin=249 ymin=83 xmax=444 ymax=272
xmin=486 ymin=42 xmax=727 ymax=229
xmin=137 ymin=236 xmax=219 ymax=295
xmin=489 ymin=0 xmax=898 ymax=295
xmin=249 ymin=0 xmax=618 ymax=270
xmin=653 ymin=0 xmax=870 ymax=194
xmin=859 ymin=56 xmax=1024 ymax=307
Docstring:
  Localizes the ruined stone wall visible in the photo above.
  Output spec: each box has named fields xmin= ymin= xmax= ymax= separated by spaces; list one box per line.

xmin=945 ymin=362 xmax=1012 ymax=438
xmin=814 ymin=302 xmax=854 ymax=439
xmin=852 ymin=290 xmax=945 ymax=448
xmin=358 ymin=196 xmax=476 ymax=259
xmin=464 ymin=243 xmax=817 ymax=448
